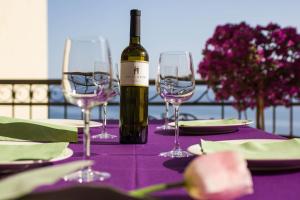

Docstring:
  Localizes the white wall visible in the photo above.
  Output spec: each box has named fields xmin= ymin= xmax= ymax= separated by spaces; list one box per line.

xmin=0 ymin=0 xmax=48 ymax=119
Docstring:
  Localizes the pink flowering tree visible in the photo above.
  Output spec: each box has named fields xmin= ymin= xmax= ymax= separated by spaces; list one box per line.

xmin=198 ymin=22 xmax=300 ymax=129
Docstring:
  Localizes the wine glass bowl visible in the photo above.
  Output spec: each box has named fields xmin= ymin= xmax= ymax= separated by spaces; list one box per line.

xmin=62 ymin=37 xmax=113 ymax=109
xmin=156 ymin=51 xmax=195 ymax=158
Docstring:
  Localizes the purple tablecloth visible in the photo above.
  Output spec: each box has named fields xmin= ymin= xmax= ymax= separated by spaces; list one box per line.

xmin=42 ymin=120 xmax=300 ymax=199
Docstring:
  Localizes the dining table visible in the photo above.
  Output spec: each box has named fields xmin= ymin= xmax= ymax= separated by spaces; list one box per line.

xmin=16 ymin=120 xmax=300 ymax=200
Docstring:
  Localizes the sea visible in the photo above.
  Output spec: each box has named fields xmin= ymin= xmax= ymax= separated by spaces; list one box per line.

xmin=49 ymin=85 xmax=300 ymax=137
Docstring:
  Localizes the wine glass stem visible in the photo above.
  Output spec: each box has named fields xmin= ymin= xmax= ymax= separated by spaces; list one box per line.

xmin=164 ymin=101 xmax=169 ymax=127
xmin=83 ymin=108 xmax=91 ymax=160
xmin=173 ymin=104 xmax=180 ymax=150
xmin=102 ymin=102 xmax=108 ymax=134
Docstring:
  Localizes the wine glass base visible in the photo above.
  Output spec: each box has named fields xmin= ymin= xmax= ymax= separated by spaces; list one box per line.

xmin=92 ymin=132 xmax=117 ymax=140
xmin=159 ymin=148 xmax=192 ymax=158
xmin=64 ymin=168 xmax=111 ymax=183
xmin=156 ymin=124 xmax=174 ymax=131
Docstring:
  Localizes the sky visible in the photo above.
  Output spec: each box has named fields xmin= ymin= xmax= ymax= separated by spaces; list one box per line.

xmin=48 ymin=0 xmax=300 ymax=79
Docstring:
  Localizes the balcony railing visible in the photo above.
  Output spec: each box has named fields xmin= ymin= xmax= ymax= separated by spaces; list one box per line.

xmin=0 ymin=79 xmax=298 ymax=137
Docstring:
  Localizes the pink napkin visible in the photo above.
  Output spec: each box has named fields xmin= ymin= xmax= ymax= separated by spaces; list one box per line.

xmin=184 ymin=151 xmax=253 ymax=200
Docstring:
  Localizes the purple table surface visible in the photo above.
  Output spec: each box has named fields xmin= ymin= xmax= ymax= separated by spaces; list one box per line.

xmin=41 ymin=120 xmax=300 ymax=200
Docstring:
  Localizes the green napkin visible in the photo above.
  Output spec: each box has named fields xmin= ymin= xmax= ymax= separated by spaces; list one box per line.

xmin=0 ymin=116 xmax=77 ymax=142
xmin=201 ymin=138 xmax=300 ymax=160
xmin=0 ymin=142 xmax=68 ymax=162
xmin=0 ymin=160 xmax=92 ymax=200
xmin=178 ymin=119 xmax=250 ymax=127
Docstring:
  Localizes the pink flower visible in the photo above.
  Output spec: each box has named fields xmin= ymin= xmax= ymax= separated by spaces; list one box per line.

xmin=198 ymin=22 xmax=300 ymax=110
xmin=183 ymin=151 xmax=253 ymax=200
xmin=287 ymin=40 xmax=295 ymax=47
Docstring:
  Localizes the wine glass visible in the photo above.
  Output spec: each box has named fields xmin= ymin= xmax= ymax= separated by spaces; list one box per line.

xmin=156 ymin=51 xmax=195 ymax=158
xmin=93 ymin=63 xmax=120 ymax=139
xmin=62 ymin=36 xmax=112 ymax=182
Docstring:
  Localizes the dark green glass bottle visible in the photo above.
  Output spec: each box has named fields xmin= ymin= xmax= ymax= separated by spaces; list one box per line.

xmin=120 ymin=9 xmax=149 ymax=144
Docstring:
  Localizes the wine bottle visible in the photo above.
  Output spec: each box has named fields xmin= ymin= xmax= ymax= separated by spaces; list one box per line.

xmin=120 ymin=9 xmax=149 ymax=144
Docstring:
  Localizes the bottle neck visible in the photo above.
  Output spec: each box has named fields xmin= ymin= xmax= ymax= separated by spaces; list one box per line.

xmin=130 ymin=36 xmax=140 ymax=45
xmin=130 ymin=14 xmax=141 ymax=45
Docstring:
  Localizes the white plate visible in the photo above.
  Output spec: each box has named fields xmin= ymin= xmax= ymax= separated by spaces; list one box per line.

xmin=0 ymin=141 xmax=73 ymax=172
xmin=187 ymin=139 xmax=300 ymax=170
xmin=36 ymin=119 xmax=102 ymax=128
xmin=169 ymin=119 xmax=252 ymax=134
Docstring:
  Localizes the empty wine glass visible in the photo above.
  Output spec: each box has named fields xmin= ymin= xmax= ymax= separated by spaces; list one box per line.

xmin=93 ymin=63 xmax=120 ymax=139
xmin=62 ymin=36 xmax=112 ymax=182
xmin=156 ymin=51 xmax=195 ymax=158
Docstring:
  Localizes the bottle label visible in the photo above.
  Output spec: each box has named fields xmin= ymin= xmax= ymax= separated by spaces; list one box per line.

xmin=120 ymin=61 xmax=149 ymax=87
